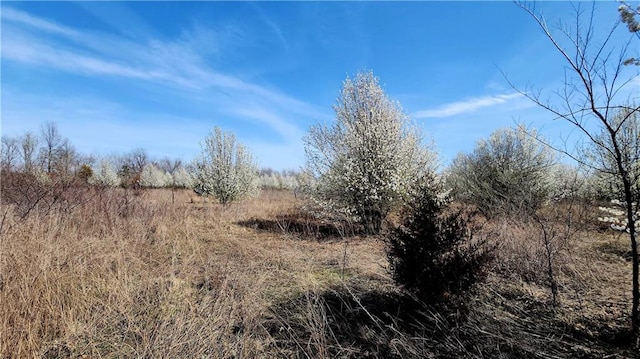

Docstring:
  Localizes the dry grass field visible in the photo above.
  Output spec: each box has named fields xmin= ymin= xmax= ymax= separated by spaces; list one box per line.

xmin=1 ymin=187 xmax=638 ymax=358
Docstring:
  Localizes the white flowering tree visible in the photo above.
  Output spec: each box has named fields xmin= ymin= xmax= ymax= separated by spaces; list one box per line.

xmin=547 ymin=163 xmax=592 ymax=200
xmin=280 ymin=173 xmax=299 ymax=191
xmin=620 ymin=1 xmax=640 ymax=65
xmin=304 ymin=71 xmax=435 ymax=234
xmin=172 ymin=166 xmax=194 ymax=189
xmin=257 ymin=170 xmax=300 ymax=191
xmin=193 ymin=127 xmax=258 ymax=206
xmin=258 ymin=172 xmax=281 ymax=190
xmin=446 ymin=126 xmax=556 ymax=218
xmin=139 ymin=163 xmax=171 ymax=188
xmin=88 ymin=159 xmax=120 ymax=187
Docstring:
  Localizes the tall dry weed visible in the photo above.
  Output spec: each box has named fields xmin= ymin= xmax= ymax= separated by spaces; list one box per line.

xmin=0 ymin=187 xmax=274 ymax=358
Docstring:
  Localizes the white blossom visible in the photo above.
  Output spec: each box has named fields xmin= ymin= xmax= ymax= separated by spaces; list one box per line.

xmin=140 ymin=163 xmax=171 ymax=188
xmin=172 ymin=166 xmax=194 ymax=188
xmin=258 ymin=171 xmax=300 ymax=191
xmin=303 ymin=71 xmax=436 ymax=233
xmin=193 ymin=127 xmax=258 ymax=205
xmin=88 ymin=159 xmax=120 ymax=187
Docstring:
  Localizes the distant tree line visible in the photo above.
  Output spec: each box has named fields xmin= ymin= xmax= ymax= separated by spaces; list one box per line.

xmin=1 ymin=122 xmax=310 ymax=206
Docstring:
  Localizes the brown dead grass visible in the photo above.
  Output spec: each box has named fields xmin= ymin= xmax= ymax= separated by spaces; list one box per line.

xmin=1 ymin=187 xmax=638 ymax=358
xmin=0 ymin=188 xmax=390 ymax=358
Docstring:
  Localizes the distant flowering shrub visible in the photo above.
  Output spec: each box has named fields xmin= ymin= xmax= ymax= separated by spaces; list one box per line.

xmin=172 ymin=166 xmax=194 ymax=188
xmin=193 ymin=127 xmax=258 ymax=206
xmin=140 ymin=163 xmax=171 ymax=188
xmin=446 ymin=126 xmax=555 ymax=218
xmin=546 ymin=163 xmax=590 ymax=200
xmin=257 ymin=171 xmax=300 ymax=191
xmin=88 ymin=159 xmax=120 ymax=187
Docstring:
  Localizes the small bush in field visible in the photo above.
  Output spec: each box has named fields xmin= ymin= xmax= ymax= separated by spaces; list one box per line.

xmin=386 ymin=179 xmax=493 ymax=303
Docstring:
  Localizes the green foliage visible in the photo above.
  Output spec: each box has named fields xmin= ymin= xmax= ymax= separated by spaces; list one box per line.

xmin=447 ymin=127 xmax=555 ymax=218
xmin=386 ymin=178 xmax=493 ymax=303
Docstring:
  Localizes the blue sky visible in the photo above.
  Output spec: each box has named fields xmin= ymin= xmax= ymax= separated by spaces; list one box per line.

xmin=1 ymin=1 xmax=638 ymax=170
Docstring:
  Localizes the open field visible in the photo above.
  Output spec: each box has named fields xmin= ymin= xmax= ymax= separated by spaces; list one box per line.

xmin=1 ymin=188 xmax=638 ymax=358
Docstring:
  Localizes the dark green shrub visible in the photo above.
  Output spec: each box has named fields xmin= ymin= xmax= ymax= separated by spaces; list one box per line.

xmin=386 ymin=180 xmax=493 ymax=303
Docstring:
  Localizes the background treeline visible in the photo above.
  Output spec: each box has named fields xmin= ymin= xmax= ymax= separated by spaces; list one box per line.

xmin=1 ymin=121 xmax=303 ymax=191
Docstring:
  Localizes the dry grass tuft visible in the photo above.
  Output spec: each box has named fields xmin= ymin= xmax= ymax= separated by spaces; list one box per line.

xmin=0 ymin=188 xmax=388 ymax=358
xmin=1 ymin=186 xmax=638 ymax=358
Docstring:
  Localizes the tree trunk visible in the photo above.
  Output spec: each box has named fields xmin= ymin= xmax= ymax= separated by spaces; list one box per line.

xmin=622 ymin=178 xmax=639 ymax=340
xmin=361 ymin=206 xmax=382 ymax=235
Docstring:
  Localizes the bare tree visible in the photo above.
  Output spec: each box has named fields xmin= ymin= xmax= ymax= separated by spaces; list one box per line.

xmin=39 ymin=121 xmax=64 ymax=174
xmin=19 ymin=132 xmax=39 ymax=174
xmin=513 ymin=1 xmax=640 ymax=340
xmin=587 ymin=108 xmax=640 ymax=202
xmin=1 ymin=136 xmax=20 ymax=172
xmin=55 ymin=139 xmax=80 ymax=178
xmin=161 ymin=157 xmax=182 ymax=204
xmin=128 ymin=148 xmax=149 ymax=175
xmin=116 ymin=148 xmax=149 ymax=188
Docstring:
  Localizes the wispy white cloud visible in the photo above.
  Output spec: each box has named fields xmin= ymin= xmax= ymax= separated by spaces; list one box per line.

xmin=2 ymin=14 xmax=251 ymax=91
xmin=228 ymin=107 xmax=305 ymax=140
xmin=2 ymin=8 xmax=324 ymax=112
xmin=1 ymin=7 xmax=80 ymax=38
xmin=73 ymin=1 xmax=160 ymax=41
xmin=1 ymin=7 xmax=327 ymax=142
xmin=2 ymin=32 xmax=158 ymax=80
xmin=413 ymin=93 xmax=524 ymax=119
xmin=249 ymin=2 xmax=290 ymax=52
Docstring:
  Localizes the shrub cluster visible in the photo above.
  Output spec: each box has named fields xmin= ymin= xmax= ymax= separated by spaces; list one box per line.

xmin=446 ymin=127 xmax=556 ymax=218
